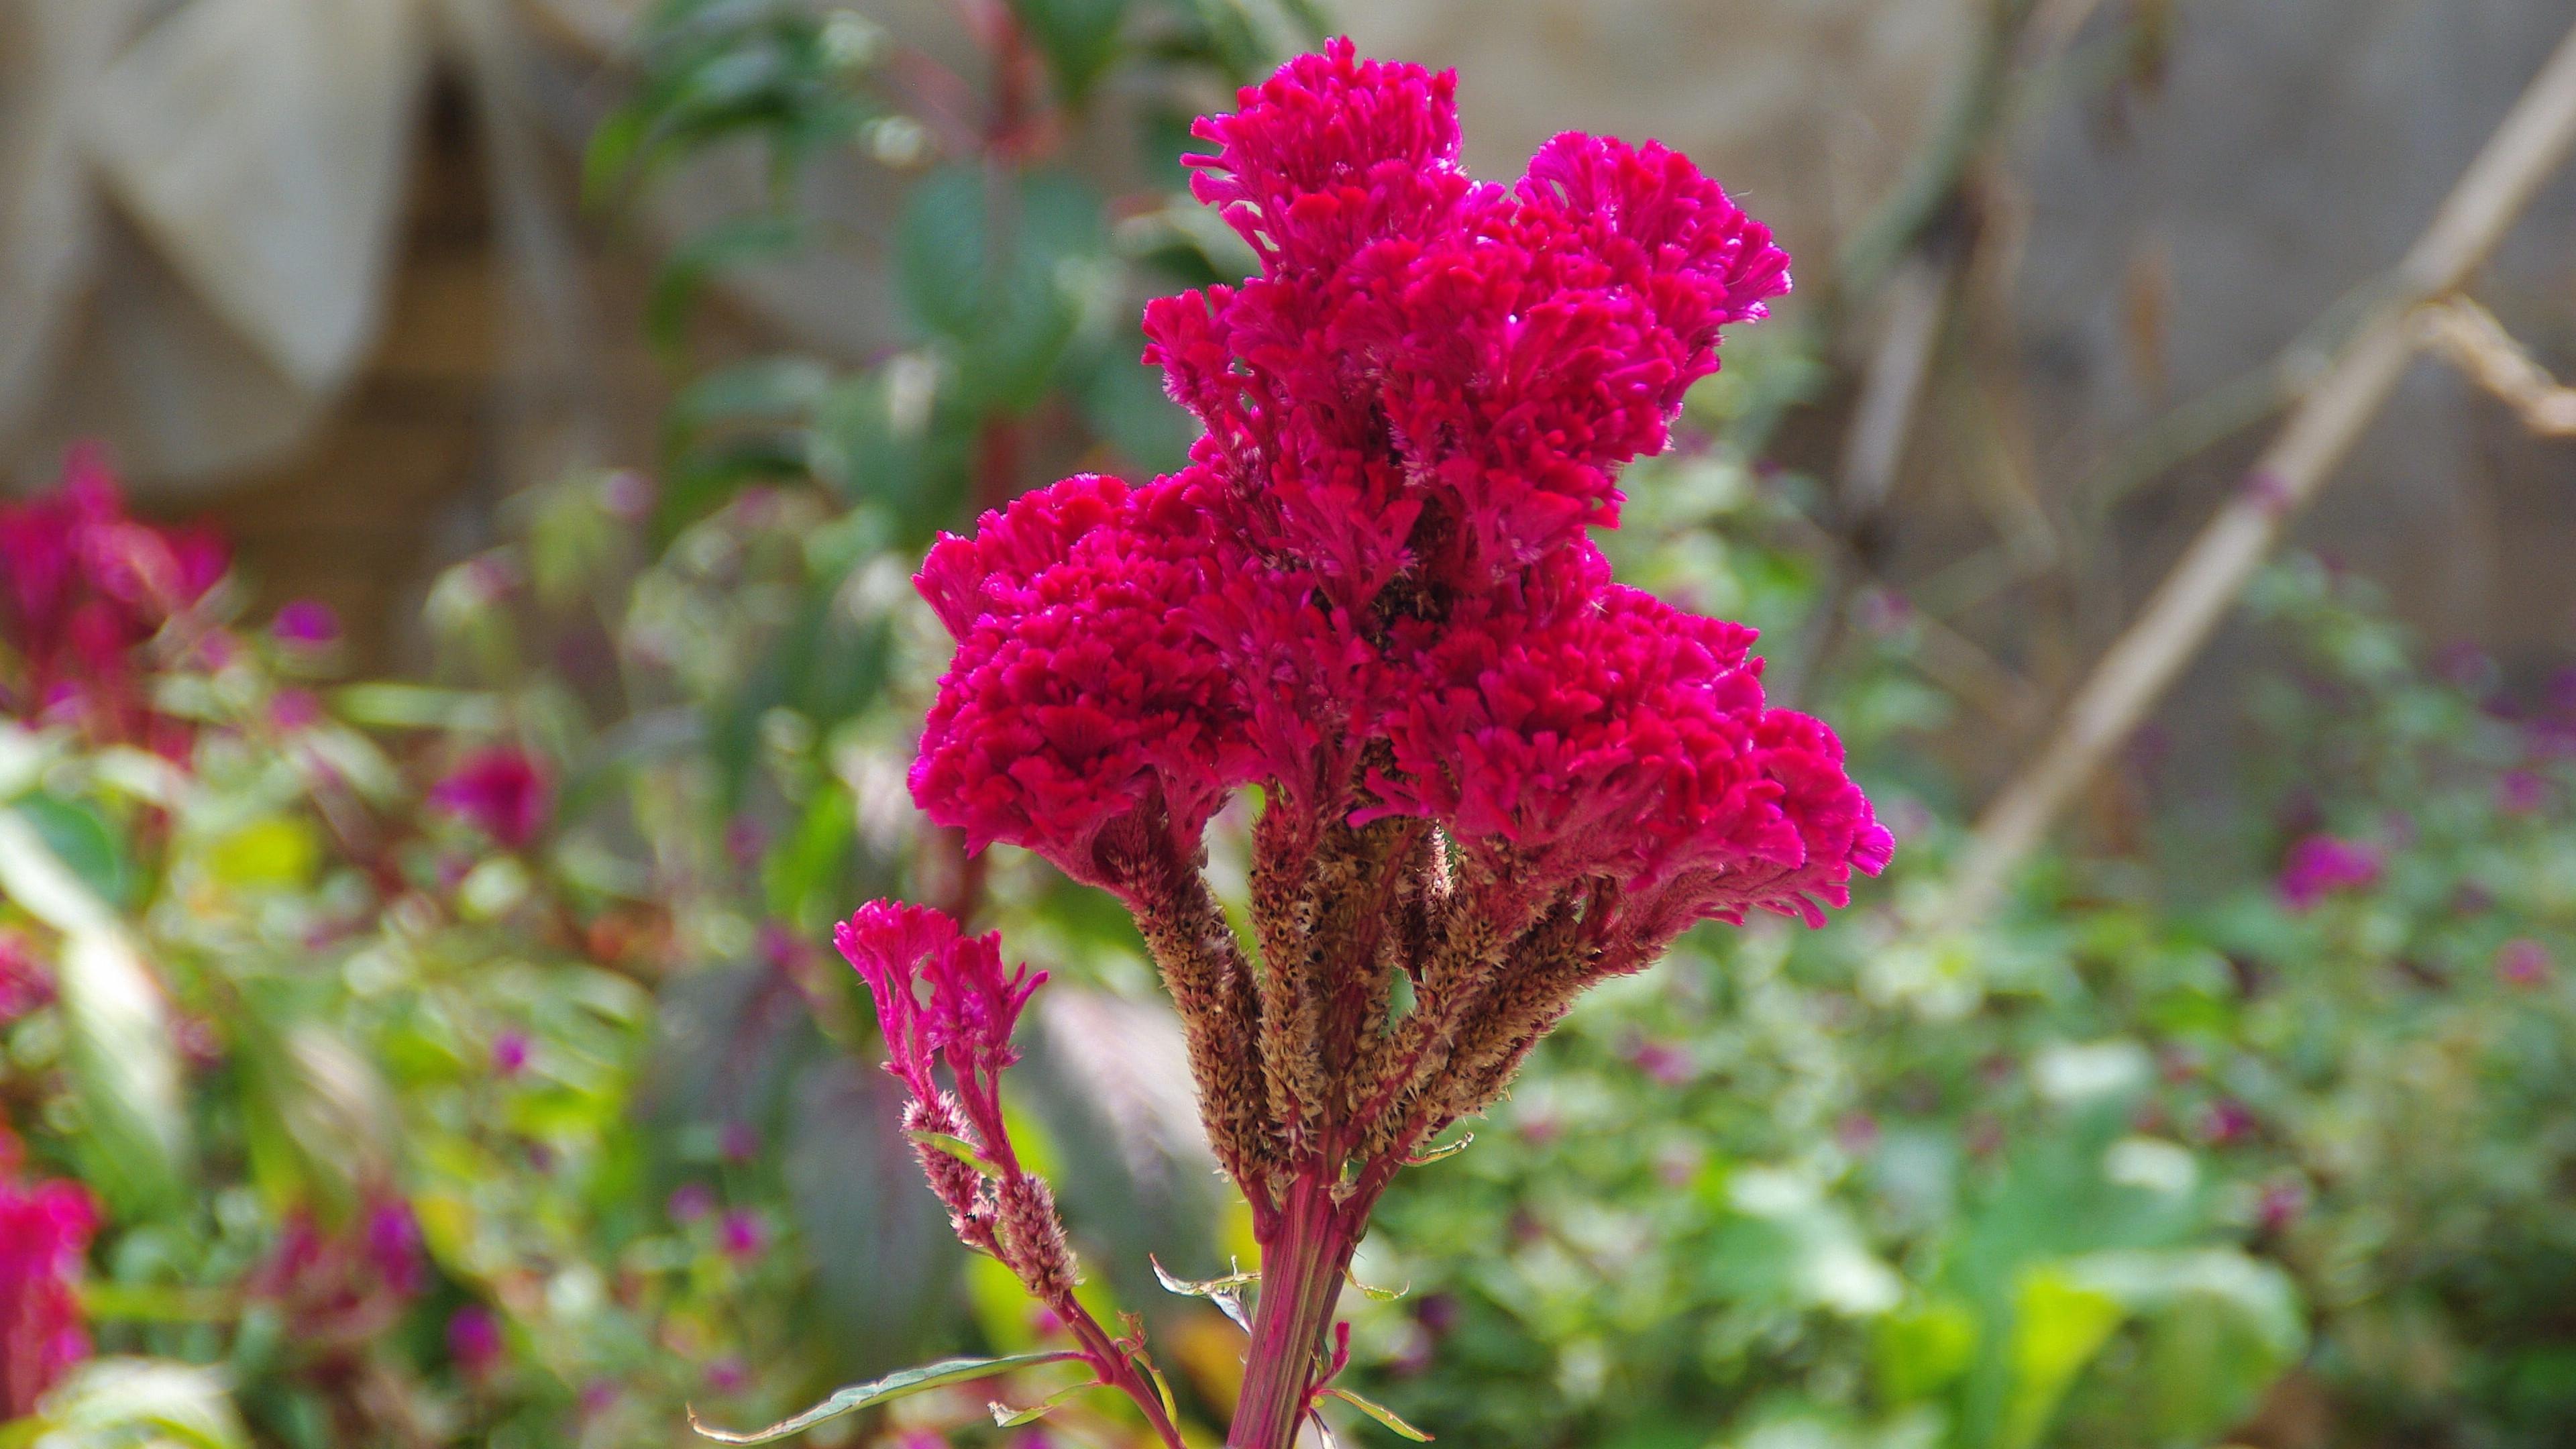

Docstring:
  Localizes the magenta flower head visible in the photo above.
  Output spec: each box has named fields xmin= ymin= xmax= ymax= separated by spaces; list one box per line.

xmin=446 ymin=1305 xmax=504 ymax=1378
xmin=0 ymin=445 xmax=228 ymax=749
xmin=2277 ymin=833 xmax=2382 ymax=911
xmin=717 ymin=1210 xmax=765 ymax=1261
xmin=490 ymin=1029 xmax=532 ymax=1077
xmin=666 ymin=1182 xmax=716 ymax=1224
xmin=431 ymin=747 xmax=554 ymax=850
xmin=767 ymin=44 xmax=1892 ymax=1449
xmin=836 ymin=903 xmax=1071 ymax=1299
xmin=2497 ymin=938 xmax=2553 ymax=988
xmin=0 ymin=1161 xmax=100 ymax=1419
xmin=912 ymin=38 xmax=1883 ymax=943
xmin=271 ymin=599 xmax=341 ymax=649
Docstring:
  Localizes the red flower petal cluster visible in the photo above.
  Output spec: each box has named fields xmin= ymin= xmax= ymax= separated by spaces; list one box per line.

xmin=430 ymin=747 xmax=556 ymax=851
xmin=0 ymin=446 xmax=227 ymax=747
xmin=912 ymin=39 xmax=1886 ymax=938
xmin=0 ymin=1133 xmax=98 ymax=1419
xmin=835 ymin=904 xmax=1075 ymax=1299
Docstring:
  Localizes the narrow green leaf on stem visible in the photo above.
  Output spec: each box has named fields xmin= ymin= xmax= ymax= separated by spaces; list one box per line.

xmin=989 ymin=1380 xmax=1098 ymax=1427
xmin=904 ymin=1128 xmax=1000 ymax=1175
xmin=1322 ymin=1387 xmax=1435 ymax=1442
xmin=1149 ymin=1254 xmax=1259 ymax=1297
xmin=1345 ymin=1271 xmax=1409 ymax=1302
xmin=689 ymin=1351 xmax=1079 ymax=1444
xmin=1405 ymin=1132 xmax=1472 ymax=1166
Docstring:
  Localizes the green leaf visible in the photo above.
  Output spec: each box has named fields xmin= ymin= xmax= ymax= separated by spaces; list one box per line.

xmin=896 ymin=166 xmax=993 ymax=342
xmin=1151 ymin=1254 xmax=1253 ymax=1330
xmin=1151 ymin=1254 xmax=1259 ymax=1297
xmin=1010 ymin=0 xmax=1131 ymax=104
xmin=1324 ymin=1386 xmax=1435 ymax=1442
xmin=329 ymin=684 xmax=504 ymax=732
xmin=906 ymin=1129 xmax=1000 ymax=1175
xmin=1874 ymin=1297 xmax=1980 ymax=1403
xmin=2064 ymin=1248 xmax=2307 ymax=1442
xmin=650 ymin=216 xmax=804 ymax=356
xmin=988 ymin=1380 xmax=1099 ymax=1427
xmin=0 ymin=807 xmax=189 ymax=1215
xmin=895 ymin=166 xmax=1105 ymax=413
xmin=206 ymin=816 xmax=320 ymax=890
xmin=1346 ymin=1271 xmax=1409 ymax=1302
xmin=14 ymin=794 xmax=133 ymax=910
xmin=1998 ymin=1265 xmax=2127 ymax=1449
xmin=25 ymin=1357 xmax=250 ymax=1448
xmin=1406 ymin=1132 xmax=1472 ymax=1166
xmin=690 ymin=1352 xmax=1081 ymax=1444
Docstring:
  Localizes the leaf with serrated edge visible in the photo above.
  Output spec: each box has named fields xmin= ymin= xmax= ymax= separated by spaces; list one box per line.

xmin=1324 ymin=1387 xmax=1434 ymax=1441
xmin=690 ymin=1352 xmax=1079 ymax=1443
xmin=904 ymin=1128 xmax=998 ymax=1175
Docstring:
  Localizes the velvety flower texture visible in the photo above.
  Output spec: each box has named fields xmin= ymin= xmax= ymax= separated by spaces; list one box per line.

xmin=0 ymin=1136 xmax=99 ymax=1419
xmin=845 ymin=46 xmax=1892 ymax=1449
xmin=835 ymin=904 xmax=1073 ymax=1296
xmin=912 ymin=38 xmax=1886 ymax=939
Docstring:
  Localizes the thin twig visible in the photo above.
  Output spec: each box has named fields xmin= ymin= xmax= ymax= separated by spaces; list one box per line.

xmin=1941 ymin=19 xmax=2576 ymax=924
xmin=2418 ymin=296 xmax=2576 ymax=436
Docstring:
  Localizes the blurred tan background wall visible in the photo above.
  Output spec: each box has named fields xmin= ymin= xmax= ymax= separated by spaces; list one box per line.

xmin=3 ymin=0 xmax=2570 ymax=684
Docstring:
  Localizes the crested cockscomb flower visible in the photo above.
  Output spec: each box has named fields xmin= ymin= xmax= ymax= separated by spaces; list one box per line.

xmin=835 ymin=903 xmax=1071 ymax=1295
xmin=789 ymin=41 xmax=1886 ymax=1449
xmin=0 ymin=1144 xmax=100 ymax=1419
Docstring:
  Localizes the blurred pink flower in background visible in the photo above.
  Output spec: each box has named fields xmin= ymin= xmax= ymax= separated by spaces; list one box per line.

xmin=0 ymin=1132 xmax=100 ymax=1419
xmin=2497 ymin=938 xmax=2553 ymax=988
xmin=431 ymin=747 xmax=554 ymax=849
xmin=2276 ymin=833 xmax=2382 ymax=910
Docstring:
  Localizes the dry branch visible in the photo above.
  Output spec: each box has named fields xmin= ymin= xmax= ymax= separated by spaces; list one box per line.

xmin=1942 ymin=19 xmax=2576 ymax=924
xmin=2419 ymin=297 xmax=2576 ymax=437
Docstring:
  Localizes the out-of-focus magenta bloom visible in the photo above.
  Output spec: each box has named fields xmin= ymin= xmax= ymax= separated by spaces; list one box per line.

xmin=0 ymin=446 xmax=227 ymax=749
xmin=0 ymin=1143 xmax=99 ymax=1419
xmin=2498 ymin=769 xmax=2551 ymax=816
xmin=705 ymin=1355 xmax=749 ymax=1393
xmin=2276 ymin=834 xmax=2382 ymax=911
xmin=270 ymin=599 xmax=341 ymax=648
xmin=431 ymin=747 xmax=554 ymax=850
xmin=667 ymin=1183 xmax=716 ymax=1223
xmin=0 ymin=934 xmax=52 ymax=1025
xmin=252 ymin=1194 xmax=426 ymax=1355
xmin=366 ymin=1199 xmax=428 ymax=1297
xmin=2497 ymin=938 xmax=2553 ymax=988
xmin=268 ymin=688 xmax=324 ymax=733
xmin=1625 ymin=1036 xmax=1695 ymax=1088
xmin=717 ymin=1210 xmax=765 ymax=1260
xmin=908 ymin=38 xmax=1887 ymax=939
xmin=720 ymin=1120 xmax=759 ymax=1163
xmin=2199 ymin=1098 xmax=2257 ymax=1146
xmin=491 ymin=1029 xmax=531 ymax=1077
xmin=446 ymin=1305 xmax=504 ymax=1377
xmin=2257 ymin=1179 xmax=2308 ymax=1235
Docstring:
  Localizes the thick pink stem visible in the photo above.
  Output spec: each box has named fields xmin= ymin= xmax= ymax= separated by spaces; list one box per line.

xmin=1229 ymin=1175 xmax=1362 ymax=1449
